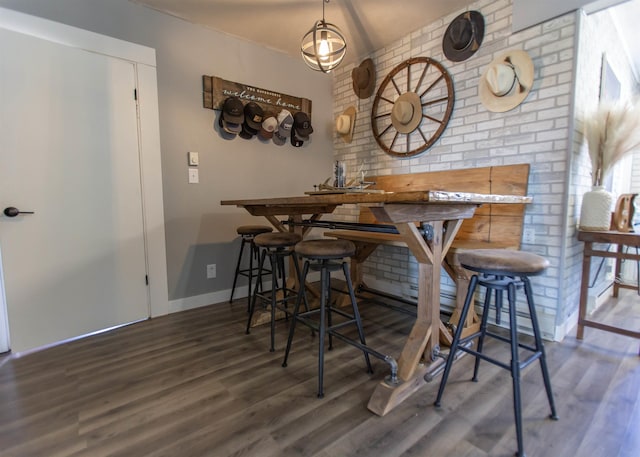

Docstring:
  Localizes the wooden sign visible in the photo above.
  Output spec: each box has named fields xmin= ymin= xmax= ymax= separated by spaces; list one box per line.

xmin=203 ymin=75 xmax=312 ymax=117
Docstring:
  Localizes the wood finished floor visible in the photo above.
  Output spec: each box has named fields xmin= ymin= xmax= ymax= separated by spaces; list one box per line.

xmin=0 ymin=288 xmax=638 ymax=457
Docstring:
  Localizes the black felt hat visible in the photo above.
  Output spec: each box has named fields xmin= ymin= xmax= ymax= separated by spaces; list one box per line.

xmin=443 ymin=11 xmax=485 ymax=62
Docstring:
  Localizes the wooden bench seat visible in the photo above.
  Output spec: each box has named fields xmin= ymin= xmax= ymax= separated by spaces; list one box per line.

xmin=324 ymin=163 xmax=530 ymax=346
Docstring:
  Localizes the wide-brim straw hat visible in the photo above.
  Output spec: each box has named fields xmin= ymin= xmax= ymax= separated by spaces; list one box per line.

xmin=335 ymin=106 xmax=356 ymax=143
xmin=352 ymin=58 xmax=376 ymax=99
xmin=479 ymin=50 xmax=534 ymax=112
xmin=390 ymin=92 xmax=422 ymax=134
xmin=443 ymin=11 xmax=485 ymax=62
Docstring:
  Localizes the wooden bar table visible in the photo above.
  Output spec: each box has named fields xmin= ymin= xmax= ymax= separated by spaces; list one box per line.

xmin=576 ymin=229 xmax=640 ymax=353
xmin=221 ymin=190 xmax=532 ymax=415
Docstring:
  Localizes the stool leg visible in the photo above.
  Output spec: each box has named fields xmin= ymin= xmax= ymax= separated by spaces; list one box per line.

xmin=318 ymin=265 xmax=329 ymax=398
xmin=230 ymin=237 xmax=248 ymax=304
xmin=246 ymin=238 xmax=255 ymax=312
xmin=495 ymin=276 xmax=504 ymax=325
xmin=325 ymin=261 xmax=334 ymax=351
xmin=291 ymin=252 xmax=310 ymax=314
xmin=523 ymin=277 xmax=558 ymax=421
xmin=507 ymin=282 xmax=525 ymax=457
xmin=282 ymin=260 xmax=310 ymax=368
xmin=269 ymin=251 xmax=280 ymax=353
xmin=246 ymin=249 xmax=267 ymax=335
xmin=435 ymin=274 xmax=479 ymax=407
xmin=342 ymin=261 xmax=372 ymax=374
xmin=472 ymin=285 xmax=494 ymax=382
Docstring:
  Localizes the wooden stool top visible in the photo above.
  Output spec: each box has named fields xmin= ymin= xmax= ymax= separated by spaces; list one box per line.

xmin=254 ymin=232 xmax=301 ymax=248
xmin=456 ymin=249 xmax=549 ymax=276
xmin=236 ymin=225 xmax=273 ymax=236
xmin=295 ymin=239 xmax=356 ymax=260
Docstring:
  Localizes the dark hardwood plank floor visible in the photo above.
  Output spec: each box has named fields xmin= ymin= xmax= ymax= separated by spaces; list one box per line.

xmin=0 ymin=287 xmax=638 ymax=457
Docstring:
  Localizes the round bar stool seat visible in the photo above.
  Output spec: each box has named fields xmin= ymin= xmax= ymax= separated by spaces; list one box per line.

xmin=434 ymin=249 xmax=558 ymax=457
xmin=283 ymin=239 xmax=372 ymax=398
xmin=254 ymin=232 xmax=301 ymax=248
xmin=236 ymin=225 xmax=273 ymax=236
xmin=458 ymin=249 xmax=549 ymax=276
xmin=229 ymin=225 xmax=273 ymax=305
xmin=247 ymin=232 xmax=305 ymax=352
xmin=293 ymin=239 xmax=356 ymax=259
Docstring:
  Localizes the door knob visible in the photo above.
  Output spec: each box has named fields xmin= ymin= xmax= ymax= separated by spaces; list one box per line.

xmin=3 ymin=207 xmax=35 ymax=218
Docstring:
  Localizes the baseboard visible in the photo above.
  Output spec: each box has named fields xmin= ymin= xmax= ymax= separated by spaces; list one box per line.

xmin=554 ymin=281 xmax=613 ymax=341
xmin=168 ymin=271 xmax=321 ymax=313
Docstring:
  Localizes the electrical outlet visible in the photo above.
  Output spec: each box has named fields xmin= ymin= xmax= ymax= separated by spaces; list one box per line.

xmin=523 ymin=228 xmax=535 ymax=244
xmin=206 ymin=264 xmax=216 ymax=279
xmin=188 ymin=168 xmax=199 ymax=184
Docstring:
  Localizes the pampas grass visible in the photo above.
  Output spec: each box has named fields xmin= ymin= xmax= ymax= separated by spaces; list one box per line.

xmin=585 ymin=98 xmax=640 ymax=186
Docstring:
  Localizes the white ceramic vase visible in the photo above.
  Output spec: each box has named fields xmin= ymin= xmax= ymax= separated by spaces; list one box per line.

xmin=579 ymin=186 xmax=614 ymax=231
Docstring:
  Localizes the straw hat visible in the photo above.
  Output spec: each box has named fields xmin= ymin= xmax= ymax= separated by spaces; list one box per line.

xmin=391 ymin=92 xmax=422 ymax=134
xmin=479 ymin=50 xmax=534 ymax=112
xmin=336 ymin=106 xmax=356 ymax=143
xmin=352 ymin=59 xmax=376 ymax=99
xmin=443 ymin=11 xmax=485 ymax=62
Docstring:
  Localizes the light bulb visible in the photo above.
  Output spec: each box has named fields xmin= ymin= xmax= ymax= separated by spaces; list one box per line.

xmin=318 ymin=31 xmax=329 ymax=57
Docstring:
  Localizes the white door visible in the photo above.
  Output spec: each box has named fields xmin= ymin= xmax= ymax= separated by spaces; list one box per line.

xmin=0 ymin=26 xmax=150 ymax=353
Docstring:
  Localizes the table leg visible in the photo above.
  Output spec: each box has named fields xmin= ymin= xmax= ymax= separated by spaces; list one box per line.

xmin=577 ymin=241 xmax=592 ymax=340
xmin=614 ymin=243 xmax=623 ymax=298
xmin=368 ymin=220 xmax=445 ymax=416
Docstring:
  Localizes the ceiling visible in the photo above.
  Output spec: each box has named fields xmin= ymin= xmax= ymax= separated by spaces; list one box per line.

xmin=129 ymin=0 xmax=476 ymax=65
xmin=130 ymin=0 xmax=639 ymax=78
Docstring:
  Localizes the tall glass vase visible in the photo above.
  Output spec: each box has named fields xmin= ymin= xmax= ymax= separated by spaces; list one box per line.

xmin=579 ymin=186 xmax=614 ymax=231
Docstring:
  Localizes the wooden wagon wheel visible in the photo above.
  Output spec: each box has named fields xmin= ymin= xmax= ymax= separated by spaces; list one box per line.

xmin=371 ymin=57 xmax=454 ymax=157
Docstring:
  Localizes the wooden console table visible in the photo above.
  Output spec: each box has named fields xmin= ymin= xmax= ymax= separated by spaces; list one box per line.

xmin=221 ymin=190 xmax=531 ymax=415
xmin=576 ymin=230 xmax=640 ymax=353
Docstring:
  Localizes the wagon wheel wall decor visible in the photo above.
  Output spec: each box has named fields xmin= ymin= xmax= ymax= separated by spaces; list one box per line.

xmin=371 ymin=57 xmax=454 ymax=157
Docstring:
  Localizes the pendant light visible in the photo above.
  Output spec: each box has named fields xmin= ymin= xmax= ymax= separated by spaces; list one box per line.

xmin=301 ymin=0 xmax=347 ymax=73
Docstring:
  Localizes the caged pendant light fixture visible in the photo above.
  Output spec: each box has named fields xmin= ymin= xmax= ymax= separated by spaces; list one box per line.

xmin=301 ymin=0 xmax=347 ymax=73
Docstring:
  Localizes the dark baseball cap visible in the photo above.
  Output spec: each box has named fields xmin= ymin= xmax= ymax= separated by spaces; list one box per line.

xmin=218 ymin=114 xmax=240 ymax=135
xmin=244 ymin=102 xmax=264 ymax=131
xmin=293 ymin=112 xmax=313 ymax=137
xmin=239 ymin=121 xmax=257 ymax=139
xmin=222 ymin=96 xmax=244 ymax=124
xmin=291 ymin=129 xmax=305 ymax=147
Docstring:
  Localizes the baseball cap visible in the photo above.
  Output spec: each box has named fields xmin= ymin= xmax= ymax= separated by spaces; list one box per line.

xmin=218 ymin=114 xmax=239 ymax=136
xmin=272 ymin=130 xmax=287 ymax=146
xmin=244 ymin=102 xmax=264 ymax=130
xmin=277 ymin=109 xmax=294 ymax=138
xmin=291 ymin=129 xmax=305 ymax=147
xmin=259 ymin=112 xmax=277 ymax=140
xmin=239 ymin=121 xmax=257 ymax=139
xmin=293 ymin=111 xmax=313 ymax=139
xmin=222 ymin=96 xmax=244 ymax=124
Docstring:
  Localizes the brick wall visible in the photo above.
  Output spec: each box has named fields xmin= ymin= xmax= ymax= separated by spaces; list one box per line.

xmin=331 ymin=0 xmax=638 ymax=340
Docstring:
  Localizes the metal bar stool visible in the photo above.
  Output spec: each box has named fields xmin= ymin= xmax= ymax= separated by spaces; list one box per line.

xmin=246 ymin=231 xmax=306 ymax=352
xmin=434 ymin=249 xmax=558 ymax=457
xmin=282 ymin=239 xmax=373 ymax=398
xmin=229 ymin=225 xmax=273 ymax=307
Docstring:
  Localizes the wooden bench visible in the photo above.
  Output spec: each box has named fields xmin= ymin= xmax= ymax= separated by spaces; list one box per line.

xmin=324 ymin=163 xmax=530 ymax=346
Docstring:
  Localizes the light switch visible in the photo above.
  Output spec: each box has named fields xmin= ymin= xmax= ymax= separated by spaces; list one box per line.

xmin=188 ymin=168 xmax=199 ymax=184
xmin=188 ymin=151 xmax=199 ymax=166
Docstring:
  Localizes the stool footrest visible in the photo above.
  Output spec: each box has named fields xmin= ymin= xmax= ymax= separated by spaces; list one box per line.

xmin=459 ymin=330 xmax=538 ymax=354
xmin=253 ymin=289 xmax=300 ymax=314
xmin=237 ymin=266 xmax=271 ymax=278
xmin=292 ymin=306 xmax=400 ymax=384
